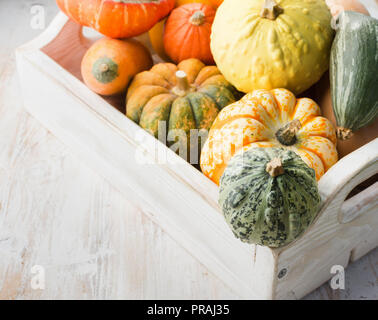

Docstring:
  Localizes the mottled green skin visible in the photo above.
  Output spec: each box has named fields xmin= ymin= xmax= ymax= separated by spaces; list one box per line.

xmin=219 ymin=148 xmax=321 ymax=248
xmin=92 ymin=57 xmax=119 ymax=84
xmin=127 ymin=78 xmax=238 ymax=162
xmin=330 ymin=11 xmax=378 ymax=132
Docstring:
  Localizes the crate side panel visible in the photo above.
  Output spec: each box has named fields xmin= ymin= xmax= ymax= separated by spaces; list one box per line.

xmin=16 ymin=52 xmax=275 ymax=299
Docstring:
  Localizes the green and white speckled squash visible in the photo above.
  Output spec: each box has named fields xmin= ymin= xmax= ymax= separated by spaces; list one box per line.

xmin=219 ymin=148 xmax=321 ymax=248
xmin=330 ymin=11 xmax=378 ymax=140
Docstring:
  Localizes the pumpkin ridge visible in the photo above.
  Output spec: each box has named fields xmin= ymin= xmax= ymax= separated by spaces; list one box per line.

xmin=194 ymin=66 xmax=221 ymax=85
xmin=139 ymin=94 xmax=176 ymax=138
xmin=184 ymin=95 xmax=199 ymax=129
xmin=221 ymin=170 xmax=266 ymax=207
xmin=298 ymin=116 xmax=337 ymax=145
xmin=298 ymin=145 xmax=327 ymax=174
xmin=285 ymin=171 xmax=320 ymax=217
xmin=126 ymin=71 xmax=171 ymax=101
xmin=255 ymin=171 xmax=276 ymax=232
xmin=198 ymin=84 xmax=236 ymax=110
xmin=211 ymin=114 xmax=269 ymax=133
xmin=271 ymin=92 xmax=286 ymax=124
xmin=126 ymin=85 xmax=169 ymax=122
xmin=187 ymin=92 xmax=219 ymax=130
xmin=178 ymin=25 xmax=195 ymax=62
xmin=276 ymin=175 xmax=300 ymax=243
xmin=200 ymin=92 xmax=222 ymax=110
xmin=285 ymin=169 xmax=319 ymax=204
xmin=150 ymin=63 xmax=178 ymax=85
xmin=178 ymin=59 xmax=206 ymax=84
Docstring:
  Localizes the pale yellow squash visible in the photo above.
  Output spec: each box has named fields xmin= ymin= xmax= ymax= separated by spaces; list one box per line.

xmin=211 ymin=0 xmax=334 ymax=95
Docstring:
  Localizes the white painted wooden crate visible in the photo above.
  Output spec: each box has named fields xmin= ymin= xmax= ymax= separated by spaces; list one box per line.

xmin=16 ymin=13 xmax=378 ymax=300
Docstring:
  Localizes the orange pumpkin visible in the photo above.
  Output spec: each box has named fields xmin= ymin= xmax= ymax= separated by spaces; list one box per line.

xmin=163 ymin=3 xmax=216 ymax=64
xmin=209 ymin=0 xmax=223 ymax=7
xmin=177 ymin=0 xmax=215 ymax=6
xmin=149 ymin=0 xmax=220 ymax=61
xmin=326 ymin=0 xmax=369 ymax=17
xmin=200 ymin=88 xmax=338 ymax=185
xmin=81 ymin=38 xmax=153 ymax=96
xmin=56 ymin=0 xmax=175 ymax=38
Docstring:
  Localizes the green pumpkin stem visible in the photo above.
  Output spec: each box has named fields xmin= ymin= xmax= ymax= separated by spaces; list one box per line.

xmin=266 ymin=158 xmax=284 ymax=177
xmin=260 ymin=0 xmax=284 ymax=20
xmin=275 ymin=119 xmax=301 ymax=146
xmin=336 ymin=127 xmax=353 ymax=140
xmin=190 ymin=11 xmax=205 ymax=26
xmin=92 ymin=57 xmax=118 ymax=84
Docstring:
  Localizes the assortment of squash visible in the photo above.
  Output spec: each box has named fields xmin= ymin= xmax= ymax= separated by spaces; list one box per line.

xmin=56 ymin=0 xmax=377 ymax=248
xmin=200 ymin=88 xmax=338 ymax=184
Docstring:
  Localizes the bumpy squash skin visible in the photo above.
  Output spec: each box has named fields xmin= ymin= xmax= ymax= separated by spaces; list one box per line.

xmin=211 ymin=0 xmax=335 ymax=95
xmin=330 ymin=11 xmax=378 ymax=137
xmin=219 ymin=148 xmax=321 ymax=248
xmin=126 ymin=58 xmax=239 ymax=160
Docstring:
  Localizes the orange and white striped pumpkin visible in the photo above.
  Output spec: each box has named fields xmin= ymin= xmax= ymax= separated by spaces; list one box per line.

xmin=200 ymin=88 xmax=338 ymax=185
xmin=56 ymin=0 xmax=175 ymax=39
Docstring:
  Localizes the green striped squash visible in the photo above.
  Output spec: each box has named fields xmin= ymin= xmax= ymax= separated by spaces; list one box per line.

xmin=126 ymin=59 xmax=239 ymax=162
xmin=330 ymin=11 xmax=378 ymax=140
xmin=219 ymin=148 xmax=321 ymax=248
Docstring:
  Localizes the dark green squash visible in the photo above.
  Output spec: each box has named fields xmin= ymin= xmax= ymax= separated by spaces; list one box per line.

xmin=126 ymin=59 xmax=239 ymax=162
xmin=330 ymin=11 xmax=378 ymax=140
xmin=219 ymin=148 xmax=321 ymax=248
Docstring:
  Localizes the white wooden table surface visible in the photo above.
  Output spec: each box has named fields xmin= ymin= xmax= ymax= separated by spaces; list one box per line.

xmin=0 ymin=0 xmax=377 ymax=300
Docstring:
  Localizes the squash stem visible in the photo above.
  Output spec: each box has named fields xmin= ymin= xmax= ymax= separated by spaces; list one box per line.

xmin=173 ymin=71 xmax=191 ymax=96
xmin=337 ymin=127 xmax=353 ymax=140
xmin=275 ymin=119 xmax=301 ymax=146
xmin=260 ymin=0 xmax=284 ymax=20
xmin=190 ymin=11 xmax=205 ymax=26
xmin=99 ymin=63 xmax=109 ymax=73
xmin=266 ymin=158 xmax=284 ymax=177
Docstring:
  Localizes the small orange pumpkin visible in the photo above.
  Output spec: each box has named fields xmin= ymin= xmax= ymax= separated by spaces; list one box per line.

xmin=200 ymin=88 xmax=338 ymax=185
xmin=81 ymin=38 xmax=153 ymax=96
xmin=177 ymin=0 xmax=216 ymax=7
xmin=163 ymin=3 xmax=216 ymax=64
xmin=149 ymin=0 xmax=221 ymax=61
xmin=209 ymin=0 xmax=223 ymax=7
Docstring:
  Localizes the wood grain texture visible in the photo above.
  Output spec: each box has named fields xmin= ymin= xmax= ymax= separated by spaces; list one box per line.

xmin=0 ymin=0 xmax=377 ymax=300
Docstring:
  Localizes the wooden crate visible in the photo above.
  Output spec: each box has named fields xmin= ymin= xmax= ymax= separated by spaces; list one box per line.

xmin=16 ymin=13 xmax=378 ymax=299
